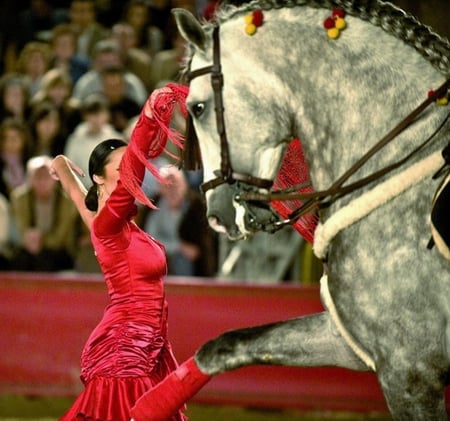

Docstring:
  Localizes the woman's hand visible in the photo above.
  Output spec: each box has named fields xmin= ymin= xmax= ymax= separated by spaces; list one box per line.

xmin=49 ymin=155 xmax=84 ymax=180
xmin=143 ymin=86 xmax=178 ymax=120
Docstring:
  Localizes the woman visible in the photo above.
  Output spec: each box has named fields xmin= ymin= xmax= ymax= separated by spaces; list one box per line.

xmin=50 ymin=84 xmax=189 ymax=421
xmin=0 ymin=118 xmax=33 ymax=199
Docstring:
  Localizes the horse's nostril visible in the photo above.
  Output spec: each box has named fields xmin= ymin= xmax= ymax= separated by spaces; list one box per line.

xmin=208 ymin=216 xmax=227 ymax=234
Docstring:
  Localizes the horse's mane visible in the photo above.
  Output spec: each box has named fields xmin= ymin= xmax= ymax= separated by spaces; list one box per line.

xmin=209 ymin=0 xmax=450 ymax=74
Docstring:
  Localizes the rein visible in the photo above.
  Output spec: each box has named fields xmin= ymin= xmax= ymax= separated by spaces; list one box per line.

xmin=241 ymin=79 xmax=450 ymax=220
xmin=186 ymin=23 xmax=450 ymax=227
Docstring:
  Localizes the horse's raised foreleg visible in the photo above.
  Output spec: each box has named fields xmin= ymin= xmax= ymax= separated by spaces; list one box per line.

xmin=130 ymin=312 xmax=369 ymax=421
xmin=195 ymin=311 xmax=368 ymax=374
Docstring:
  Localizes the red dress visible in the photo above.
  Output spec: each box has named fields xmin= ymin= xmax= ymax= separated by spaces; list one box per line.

xmin=60 ymin=114 xmax=187 ymax=421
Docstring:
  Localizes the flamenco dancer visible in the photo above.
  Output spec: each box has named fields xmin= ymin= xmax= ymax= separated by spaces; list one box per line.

xmin=50 ymin=84 xmax=189 ymax=421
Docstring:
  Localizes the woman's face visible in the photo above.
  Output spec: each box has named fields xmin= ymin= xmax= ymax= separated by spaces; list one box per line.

xmin=4 ymin=84 xmax=26 ymax=115
xmin=48 ymin=83 xmax=70 ymax=106
xmin=96 ymin=146 xmax=126 ymax=198
xmin=2 ymin=128 xmax=25 ymax=155
xmin=26 ymin=52 xmax=48 ymax=78
xmin=36 ymin=110 xmax=60 ymax=141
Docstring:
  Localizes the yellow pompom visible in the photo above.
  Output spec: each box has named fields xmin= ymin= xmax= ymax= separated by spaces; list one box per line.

xmin=245 ymin=23 xmax=257 ymax=35
xmin=335 ymin=17 xmax=346 ymax=30
xmin=244 ymin=14 xmax=253 ymax=24
xmin=437 ymin=97 xmax=448 ymax=106
xmin=327 ymin=27 xmax=340 ymax=39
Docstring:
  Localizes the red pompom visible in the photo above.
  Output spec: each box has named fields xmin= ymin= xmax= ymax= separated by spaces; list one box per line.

xmin=332 ymin=8 xmax=346 ymax=18
xmin=252 ymin=9 xmax=263 ymax=27
xmin=323 ymin=17 xmax=335 ymax=29
xmin=428 ymin=90 xmax=435 ymax=98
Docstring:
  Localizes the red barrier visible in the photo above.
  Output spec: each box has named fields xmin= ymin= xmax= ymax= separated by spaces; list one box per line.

xmin=0 ymin=272 xmax=393 ymax=412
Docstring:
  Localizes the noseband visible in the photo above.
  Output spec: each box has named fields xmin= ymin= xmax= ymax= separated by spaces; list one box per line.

xmin=186 ymin=26 xmax=273 ymax=194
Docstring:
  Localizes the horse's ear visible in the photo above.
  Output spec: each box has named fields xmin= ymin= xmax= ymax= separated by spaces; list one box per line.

xmin=172 ymin=8 xmax=208 ymax=52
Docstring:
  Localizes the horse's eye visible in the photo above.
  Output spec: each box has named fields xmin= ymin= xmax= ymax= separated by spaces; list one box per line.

xmin=191 ymin=102 xmax=205 ymax=118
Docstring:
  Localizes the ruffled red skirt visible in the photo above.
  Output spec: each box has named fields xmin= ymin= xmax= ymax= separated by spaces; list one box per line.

xmin=59 ymin=302 xmax=188 ymax=421
xmin=60 ymin=374 xmax=187 ymax=421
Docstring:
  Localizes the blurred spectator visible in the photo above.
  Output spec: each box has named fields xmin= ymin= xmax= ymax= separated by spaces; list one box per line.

xmin=28 ymin=101 xmax=66 ymax=156
xmin=0 ymin=73 xmax=31 ymax=123
xmin=0 ymin=192 xmax=15 ymax=269
xmin=9 ymin=155 xmax=77 ymax=271
xmin=148 ymin=0 xmax=174 ymax=51
xmin=30 ymin=68 xmax=81 ymax=136
xmin=94 ymin=0 xmax=123 ymax=27
xmin=149 ymin=31 xmax=186 ymax=90
xmin=122 ymin=0 xmax=164 ymax=57
xmin=64 ymin=93 xmax=123 ymax=189
xmin=0 ymin=0 xmax=21 ymax=73
xmin=140 ymin=165 xmax=217 ymax=277
xmin=0 ymin=118 xmax=33 ymax=199
xmin=68 ymin=0 xmax=109 ymax=63
xmin=49 ymin=23 xmax=90 ymax=84
xmin=100 ymin=65 xmax=141 ymax=132
xmin=15 ymin=0 xmax=68 ymax=52
xmin=111 ymin=22 xmax=153 ymax=91
xmin=72 ymin=38 xmax=148 ymax=106
xmin=16 ymin=41 xmax=52 ymax=97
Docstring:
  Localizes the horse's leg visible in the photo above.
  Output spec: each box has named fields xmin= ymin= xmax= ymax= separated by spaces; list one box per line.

xmin=196 ymin=311 xmax=367 ymax=372
xmin=130 ymin=312 xmax=369 ymax=421
xmin=377 ymin=362 xmax=447 ymax=421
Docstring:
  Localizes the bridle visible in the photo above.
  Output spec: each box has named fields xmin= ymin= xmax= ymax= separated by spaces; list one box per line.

xmin=185 ymin=26 xmax=274 ymax=194
xmin=184 ymin=24 xmax=450 ymax=229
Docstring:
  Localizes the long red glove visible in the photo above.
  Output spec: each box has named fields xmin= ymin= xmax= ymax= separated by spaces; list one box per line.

xmin=120 ymin=83 xmax=189 ymax=210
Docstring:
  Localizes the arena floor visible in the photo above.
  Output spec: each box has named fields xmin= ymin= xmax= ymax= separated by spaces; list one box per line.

xmin=0 ymin=395 xmax=393 ymax=421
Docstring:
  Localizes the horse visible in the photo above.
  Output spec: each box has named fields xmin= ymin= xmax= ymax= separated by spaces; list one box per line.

xmin=131 ymin=1 xmax=450 ymax=420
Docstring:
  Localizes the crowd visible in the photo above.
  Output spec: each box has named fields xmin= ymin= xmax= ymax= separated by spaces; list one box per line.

xmin=0 ymin=0 xmax=218 ymax=276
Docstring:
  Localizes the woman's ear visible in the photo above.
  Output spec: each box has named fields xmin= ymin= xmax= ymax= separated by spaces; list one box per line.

xmin=93 ymin=174 xmax=103 ymax=185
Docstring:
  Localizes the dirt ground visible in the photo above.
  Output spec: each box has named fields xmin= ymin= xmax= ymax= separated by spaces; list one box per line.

xmin=0 ymin=395 xmax=393 ymax=421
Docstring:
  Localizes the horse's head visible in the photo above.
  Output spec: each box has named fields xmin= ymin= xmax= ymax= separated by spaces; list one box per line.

xmin=174 ymin=9 xmax=293 ymax=240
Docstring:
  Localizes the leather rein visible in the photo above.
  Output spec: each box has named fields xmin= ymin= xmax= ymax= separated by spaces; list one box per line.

xmin=186 ymin=25 xmax=450 ymax=226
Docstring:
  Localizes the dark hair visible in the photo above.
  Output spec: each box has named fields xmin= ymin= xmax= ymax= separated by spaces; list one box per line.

xmin=84 ymin=138 xmax=127 ymax=211
xmin=80 ymin=93 xmax=108 ymax=115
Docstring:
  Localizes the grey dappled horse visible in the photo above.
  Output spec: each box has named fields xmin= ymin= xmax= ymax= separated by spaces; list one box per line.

xmin=174 ymin=1 xmax=450 ymax=419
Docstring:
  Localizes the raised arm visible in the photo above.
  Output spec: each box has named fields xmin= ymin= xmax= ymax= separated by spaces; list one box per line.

xmin=93 ymin=84 xmax=189 ymax=237
xmin=49 ymin=155 xmax=96 ymax=229
xmin=120 ymin=84 xmax=189 ymax=209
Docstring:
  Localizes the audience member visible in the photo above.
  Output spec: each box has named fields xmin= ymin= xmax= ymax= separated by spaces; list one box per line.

xmin=30 ymin=68 xmax=81 ymax=136
xmin=9 ymin=155 xmax=77 ymax=271
xmin=64 ymin=93 xmax=124 ymax=189
xmin=148 ymin=0 xmax=175 ymax=51
xmin=0 ymin=118 xmax=33 ymax=199
xmin=72 ymin=39 xmax=148 ymax=106
xmin=110 ymin=22 xmax=153 ymax=91
xmin=140 ymin=165 xmax=217 ymax=277
xmin=122 ymin=0 xmax=164 ymax=57
xmin=0 ymin=73 xmax=31 ymax=123
xmin=149 ymin=31 xmax=186 ymax=90
xmin=29 ymin=101 xmax=66 ymax=156
xmin=93 ymin=0 xmax=123 ymax=28
xmin=0 ymin=192 xmax=14 ymax=269
xmin=15 ymin=0 xmax=68 ymax=52
xmin=15 ymin=41 xmax=52 ymax=98
xmin=100 ymin=66 xmax=141 ymax=133
xmin=0 ymin=0 xmax=21 ymax=73
xmin=68 ymin=0 xmax=109 ymax=63
xmin=49 ymin=23 xmax=90 ymax=84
